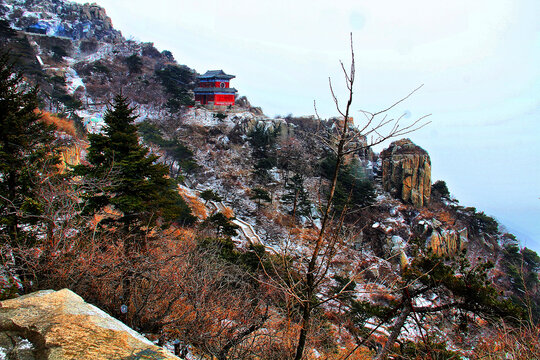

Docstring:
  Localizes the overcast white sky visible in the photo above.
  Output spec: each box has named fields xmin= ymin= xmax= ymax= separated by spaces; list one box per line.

xmin=73 ymin=0 xmax=540 ymax=251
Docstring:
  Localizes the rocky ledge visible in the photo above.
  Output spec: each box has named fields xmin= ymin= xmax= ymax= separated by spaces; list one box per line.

xmin=0 ymin=289 xmax=179 ymax=360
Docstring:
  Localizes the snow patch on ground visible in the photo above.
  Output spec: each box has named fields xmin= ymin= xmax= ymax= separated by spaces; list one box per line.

xmin=16 ymin=339 xmax=33 ymax=350
xmin=163 ymin=342 xmax=196 ymax=359
xmin=182 ymin=108 xmax=229 ymax=127
xmin=364 ymin=320 xmax=390 ymax=336
xmin=77 ymin=110 xmax=105 ymax=133
xmin=181 ymin=108 xmax=267 ymax=128
xmin=65 ymin=68 xmax=85 ymax=94
xmin=390 ymin=235 xmax=406 ymax=254
xmin=80 ymin=43 xmax=114 ymax=64
xmin=136 ymin=105 xmax=164 ymax=122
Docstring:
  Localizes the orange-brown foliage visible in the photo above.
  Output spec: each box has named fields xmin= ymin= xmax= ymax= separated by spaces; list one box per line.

xmin=418 ymin=208 xmax=435 ymax=220
xmin=324 ymin=346 xmax=374 ymax=360
xmin=163 ymin=226 xmax=197 ymax=242
xmin=39 ymin=110 xmax=76 ymax=137
xmin=177 ymin=187 xmax=208 ymax=220
xmin=21 ymin=227 xmax=284 ymax=358
xmin=260 ymin=207 xmax=295 ymax=228
xmin=436 ymin=210 xmax=456 ymax=226
xmin=474 ymin=323 xmax=540 ymax=359
xmin=221 ymin=206 xmax=234 ymax=219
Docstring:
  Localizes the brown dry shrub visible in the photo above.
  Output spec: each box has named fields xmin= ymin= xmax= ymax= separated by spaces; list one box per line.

xmin=221 ymin=206 xmax=234 ymax=219
xmin=474 ymin=322 xmax=540 ymax=359
xmin=39 ymin=110 xmax=76 ymax=137
xmin=324 ymin=346 xmax=374 ymax=360
xmin=436 ymin=209 xmax=456 ymax=226
xmin=85 ymin=81 xmax=111 ymax=99
xmin=260 ymin=207 xmax=294 ymax=228
xmin=18 ymin=228 xmax=289 ymax=359
xmin=178 ymin=186 xmax=207 ymax=220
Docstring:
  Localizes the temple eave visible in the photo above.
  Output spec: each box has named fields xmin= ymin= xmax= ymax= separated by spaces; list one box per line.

xmin=194 ymin=87 xmax=237 ymax=93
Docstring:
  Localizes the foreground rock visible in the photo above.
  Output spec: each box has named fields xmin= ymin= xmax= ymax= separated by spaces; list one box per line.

xmin=381 ymin=138 xmax=431 ymax=207
xmin=0 ymin=289 xmax=179 ymax=360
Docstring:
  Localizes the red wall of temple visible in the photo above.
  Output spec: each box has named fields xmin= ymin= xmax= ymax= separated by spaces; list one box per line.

xmin=214 ymin=94 xmax=235 ymax=105
xmin=195 ymin=94 xmax=234 ymax=105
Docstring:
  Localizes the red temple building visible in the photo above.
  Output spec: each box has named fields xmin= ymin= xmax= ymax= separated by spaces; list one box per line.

xmin=194 ymin=70 xmax=237 ymax=107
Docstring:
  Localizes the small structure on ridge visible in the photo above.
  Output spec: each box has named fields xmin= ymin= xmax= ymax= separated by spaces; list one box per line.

xmin=194 ymin=70 xmax=237 ymax=107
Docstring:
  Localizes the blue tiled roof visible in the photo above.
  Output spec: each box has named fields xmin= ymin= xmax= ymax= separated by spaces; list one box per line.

xmin=198 ymin=70 xmax=235 ymax=80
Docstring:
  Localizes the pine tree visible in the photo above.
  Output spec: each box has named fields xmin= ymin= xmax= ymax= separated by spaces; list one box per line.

xmin=250 ymin=187 xmax=271 ymax=211
xmin=319 ymin=153 xmax=375 ymax=215
xmin=281 ymin=173 xmax=311 ymax=218
xmin=345 ymin=253 xmax=523 ymax=360
xmin=203 ymin=212 xmax=239 ymax=238
xmin=75 ymin=95 xmax=195 ymax=241
xmin=248 ymin=123 xmax=279 ymax=182
xmin=0 ymin=53 xmax=61 ymax=244
xmin=200 ymin=189 xmax=222 ymax=204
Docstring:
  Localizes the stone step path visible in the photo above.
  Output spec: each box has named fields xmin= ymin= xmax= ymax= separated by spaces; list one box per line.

xmin=231 ymin=218 xmax=263 ymax=246
xmin=189 ymin=185 xmax=264 ymax=246
xmin=208 ymin=200 xmax=263 ymax=246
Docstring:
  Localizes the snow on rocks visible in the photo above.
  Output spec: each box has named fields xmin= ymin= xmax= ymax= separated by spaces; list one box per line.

xmin=79 ymin=112 xmax=105 ymax=134
xmin=181 ymin=108 xmax=233 ymax=128
xmin=64 ymin=67 xmax=85 ymax=94
xmin=390 ymin=235 xmax=406 ymax=254
xmin=80 ymin=43 xmax=113 ymax=64
xmin=135 ymin=105 xmax=164 ymax=122
xmin=180 ymin=107 xmax=268 ymax=129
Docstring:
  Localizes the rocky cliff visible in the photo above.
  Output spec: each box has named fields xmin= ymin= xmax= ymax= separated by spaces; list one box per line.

xmin=381 ymin=138 xmax=431 ymax=207
xmin=0 ymin=289 xmax=179 ymax=360
xmin=1 ymin=0 xmax=121 ymax=41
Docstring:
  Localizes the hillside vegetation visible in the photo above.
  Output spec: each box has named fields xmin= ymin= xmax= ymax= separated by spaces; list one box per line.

xmin=0 ymin=0 xmax=538 ymax=359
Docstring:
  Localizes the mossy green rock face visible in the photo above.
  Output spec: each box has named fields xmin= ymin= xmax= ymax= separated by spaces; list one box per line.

xmin=381 ymin=138 xmax=431 ymax=207
xmin=0 ymin=289 xmax=179 ymax=360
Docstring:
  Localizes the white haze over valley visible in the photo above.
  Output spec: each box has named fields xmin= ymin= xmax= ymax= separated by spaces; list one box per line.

xmin=72 ymin=0 xmax=540 ymax=252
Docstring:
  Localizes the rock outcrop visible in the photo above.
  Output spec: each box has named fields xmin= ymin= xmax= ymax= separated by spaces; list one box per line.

xmin=0 ymin=289 xmax=179 ymax=360
xmin=235 ymin=95 xmax=263 ymax=115
xmin=3 ymin=0 xmax=121 ymax=41
xmin=427 ymin=227 xmax=468 ymax=256
xmin=416 ymin=218 xmax=468 ymax=256
xmin=381 ymin=138 xmax=431 ymax=207
xmin=80 ymin=3 xmax=113 ymax=30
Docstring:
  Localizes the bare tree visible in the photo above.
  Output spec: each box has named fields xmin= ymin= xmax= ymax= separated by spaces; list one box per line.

xmin=257 ymin=33 xmax=431 ymax=360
